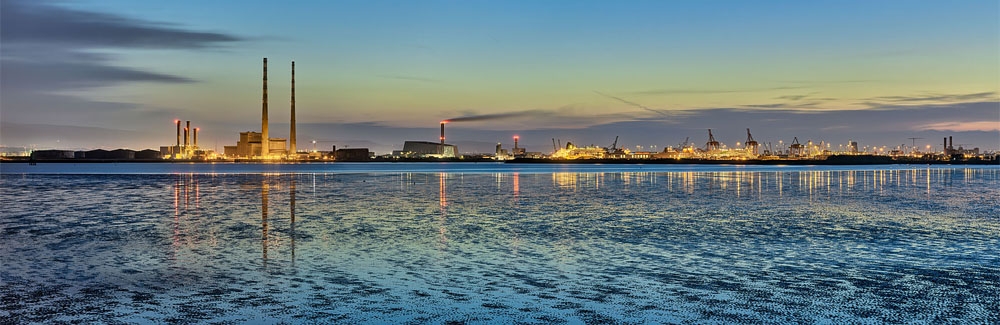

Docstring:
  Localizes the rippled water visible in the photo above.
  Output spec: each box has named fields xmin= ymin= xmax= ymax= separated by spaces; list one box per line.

xmin=1 ymin=165 xmax=998 ymax=323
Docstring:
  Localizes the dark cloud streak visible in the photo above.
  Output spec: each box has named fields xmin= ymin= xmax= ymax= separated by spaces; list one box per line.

xmin=0 ymin=0 xmax=242 ymax=127
xmin=1 ymin=0 xmax=240 ymax=49
xmin=445 ymin=110 xmax=550 ymax=122
xmin=865 ymin=92 xmax=997 ymax=103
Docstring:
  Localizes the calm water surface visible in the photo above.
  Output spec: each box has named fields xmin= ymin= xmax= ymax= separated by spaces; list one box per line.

xmin=1 ymin=164 xmax=998 ymax=323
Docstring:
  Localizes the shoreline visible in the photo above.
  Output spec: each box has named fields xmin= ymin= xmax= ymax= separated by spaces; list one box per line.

xmin=3 ymin=157 xmax=997 ymax=165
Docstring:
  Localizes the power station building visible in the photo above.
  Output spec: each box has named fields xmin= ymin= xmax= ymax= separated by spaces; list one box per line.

xmin=161 ymin=120 xmax=201 ymax=159
xmin=222 ymin=131 xmax=288 ymax=158
xmin=401 ymin=141 xmax=457 ymax=158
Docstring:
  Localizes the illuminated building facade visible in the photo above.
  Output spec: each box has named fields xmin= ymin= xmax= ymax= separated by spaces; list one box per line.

xmin=402 ymin=141 xmax=457 ymax=158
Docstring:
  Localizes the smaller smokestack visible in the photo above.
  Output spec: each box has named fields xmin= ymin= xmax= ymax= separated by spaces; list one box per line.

xmin=514 ymin=136 xmax=519 ymax=150
xmin=440 ymin=122 xmax=446 ymax=145
xmin=944 ymin=137 xmax=948 ymax=152
xmin=193 ymin=128 xmax=198 ymax=148
xmin=949 ymin=136 xmax=953 ymax=149
xmin=184 ymin=121 xmax=191 ymax=148
xmin=175 ymin=120 xmax=181 ymax=149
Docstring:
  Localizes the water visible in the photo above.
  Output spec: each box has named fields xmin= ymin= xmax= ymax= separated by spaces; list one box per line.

xmin=1 ymin=164 xmax=998 ymax=323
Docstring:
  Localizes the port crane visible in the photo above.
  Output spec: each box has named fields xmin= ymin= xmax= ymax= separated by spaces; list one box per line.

xmin=677 ymin=137 xmax=690 ymax=151
xmin=744 ymin=128 xmax=759 ymax=155
xmin=606 ymin=136 xmax=625 ymax=155
xmin=907 ymin=137 xmax=924 ymax=153
xmin=705 ymin=129 xmax=720 ymax=151
xmin=788 ymin=137 xmax=804 ymax=156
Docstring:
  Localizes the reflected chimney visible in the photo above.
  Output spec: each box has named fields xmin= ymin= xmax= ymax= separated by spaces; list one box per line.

xmin=262 ymin=180 xmax=269 ymax=267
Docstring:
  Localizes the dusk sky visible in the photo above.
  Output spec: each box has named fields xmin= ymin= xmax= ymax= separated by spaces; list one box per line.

xmin=2 ymin=0 xmax=998 ymax=153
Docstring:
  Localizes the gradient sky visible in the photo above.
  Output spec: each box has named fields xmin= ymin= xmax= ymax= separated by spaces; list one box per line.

xmin=2 ymin=0 xmax=998 ymax=153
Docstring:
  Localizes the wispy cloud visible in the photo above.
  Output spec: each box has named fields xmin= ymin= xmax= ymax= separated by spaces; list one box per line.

xmin=742 ymin=102 xmax=825 ymax=110
xmin=631 ymin=86 xmax=806 ymax=96
xmin=917 ymin=121 xmax=1000 ymax=132
xmin=593 ymin=91 xmax=670 ymax=117
xmin=768 ymin=79 xmax=881 ymax=85
xmin=865 ymin=92 xmax=998 ymax=104
xmin=377 ymin=74 xmax=442 ymax=83
xmin=774 ymin=92 xmax=821 ymax=101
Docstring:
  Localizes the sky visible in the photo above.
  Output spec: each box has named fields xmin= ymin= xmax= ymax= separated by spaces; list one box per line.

xmin=1 ymin=0 xmax=998 ymax=154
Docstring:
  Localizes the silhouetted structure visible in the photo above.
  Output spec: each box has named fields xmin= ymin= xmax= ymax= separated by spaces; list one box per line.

xmin=705 ymin=129 xmax=720 ymax=151
xmin=335 ymin=148 xmax=371 ymax=161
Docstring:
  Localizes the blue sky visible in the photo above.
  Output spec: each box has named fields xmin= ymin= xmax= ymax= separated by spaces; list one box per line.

xmin=1 ymin=0 xmax=997 ymax=153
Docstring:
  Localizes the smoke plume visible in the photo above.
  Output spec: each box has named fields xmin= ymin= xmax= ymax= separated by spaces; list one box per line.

xmin=445 ymin=110 xmax=548 ymax=122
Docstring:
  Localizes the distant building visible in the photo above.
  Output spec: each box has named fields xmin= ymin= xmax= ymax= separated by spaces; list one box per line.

xmin=222 ymin=131 xmax=288 ymax=158
xmin=237 ymin=131 xmax=263 ymax=157
xmin=31 ymin=149 xmax=147 ymax=160
xmin=136 ymin=149 xmax=161 ymax=159
xmin=268 ymin=138 xmax=287 ymax=156
xmin=223 ymin=145 xmax=238 ymax=157
xmin=85 ymin=149 xmax=135 ymax=160
xmin=402 ymin=141 xmax=458 ymax=158
xmin=335 ymin=148 xmax=371 ymax=161
xmin=0 ymin=146 xmax=30 ymax=157
xmin=30 ymin=150 xmax=75 ymax=159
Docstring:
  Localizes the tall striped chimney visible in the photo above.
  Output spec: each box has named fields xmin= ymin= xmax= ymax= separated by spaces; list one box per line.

xmin=290 ymin=61 xmax=296 ymax=155
xmin=193 ymin=128 xmax=198 ymax=148
xmin=262 ymin=58 xmax=269 ymax=157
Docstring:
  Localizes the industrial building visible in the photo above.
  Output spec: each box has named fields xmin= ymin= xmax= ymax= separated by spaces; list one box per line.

xmin=401 ymin=141 xmax=457 ymax=158
xmin=398 ymin=121 xmax=458 ymax=158
xmin=161 ymin=120 xmax=202 ymax=159
xmin=943 ymin=136 xmax=980 ymax=158
xmin=30 ymin=149 xmax=160 ymax=160
xmin=222 ymin=131 xmax=287 ymax=158
xmin=335 ymin=148 xmax=371 ymax=161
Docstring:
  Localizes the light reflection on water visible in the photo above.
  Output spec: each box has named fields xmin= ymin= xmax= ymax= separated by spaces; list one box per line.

xmin=0 ymin=167 xmax=998 ymax=323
